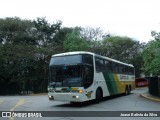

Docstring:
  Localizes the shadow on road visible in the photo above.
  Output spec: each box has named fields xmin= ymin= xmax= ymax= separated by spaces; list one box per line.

xmin=53 ymin=93 xmax=133 ymax=108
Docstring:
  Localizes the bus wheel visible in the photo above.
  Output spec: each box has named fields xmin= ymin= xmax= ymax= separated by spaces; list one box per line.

xmin=125 ymin=86 xmax=130 ymax=95
xmin=129 ymin=85 xmax=132 ymax=91
xmin=95 ymin=89 xmax=101 ymax=104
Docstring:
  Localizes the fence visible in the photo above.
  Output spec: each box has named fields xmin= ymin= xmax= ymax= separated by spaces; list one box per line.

xmin=145 ymin=77 xmax=160 ymax=97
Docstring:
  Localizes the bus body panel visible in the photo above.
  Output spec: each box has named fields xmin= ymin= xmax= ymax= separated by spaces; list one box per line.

xmin=94 ymin=72 xmax=110 ymax=97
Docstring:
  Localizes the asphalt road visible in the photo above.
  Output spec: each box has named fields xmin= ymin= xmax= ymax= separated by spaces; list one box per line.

xmin=0 ymin=87 xmax=160 ymax=120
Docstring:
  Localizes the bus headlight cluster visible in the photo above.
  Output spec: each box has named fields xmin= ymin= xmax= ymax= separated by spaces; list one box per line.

xmin=72 ymin=95 xmax=79 ymax=99
xmin=48 ymin=95 xmax=54 ymax=100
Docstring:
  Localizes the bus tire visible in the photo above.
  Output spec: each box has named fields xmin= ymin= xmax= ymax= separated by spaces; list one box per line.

xmin=125 ymin=85 xmax=130 ymax=95
xmin=95 ymin=88 xmax=102 ymax=104
xmin=129 ymin=85 xmax=132 ymax=91
xmin=70 ymin=102 xmax=76 ymax=104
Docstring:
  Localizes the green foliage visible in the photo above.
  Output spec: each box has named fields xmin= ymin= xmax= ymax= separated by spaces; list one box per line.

xmin=142 ymin=40 xmax=160 ymax=75
xmin=0 ymin=17 xmax=36 ymax=45
xmin=0 ymin=17 xmax=63 ymax=94
xmin=151 ymin=30 xmax=160 ymax=41
xmin=0 ymin=44 xmax=36 ymax=94
xmin=89 ymin=36 xmax=144 ymax=77
xmin=33 ymin=17 xmax=62 ymax=46
xmin=63 ymin=30 xmax=89 ymax=51
xmin=54 ymin=27 xmax=74 ymax=45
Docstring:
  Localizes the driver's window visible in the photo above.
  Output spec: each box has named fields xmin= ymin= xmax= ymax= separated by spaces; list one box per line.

xmin=83 ymin=66 xmax=93 ymax=89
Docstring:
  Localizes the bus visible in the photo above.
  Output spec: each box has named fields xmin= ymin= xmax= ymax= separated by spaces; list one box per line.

xmin=135 ymin=78 xmax=148 ymax=87
xmin=48 ymin=51 xmax=135 ymax=103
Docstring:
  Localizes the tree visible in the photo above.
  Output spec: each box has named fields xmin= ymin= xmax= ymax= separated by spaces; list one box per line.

xmin=81 ymin=27 xmax=108 ymax=41
xmin=101 ymin=36 xmax=140 ymax=61
xmin=142 ymin=40 xmax=160 ymax=76
xmin=80 ymin=27 xmax=110 ymax=50
xmin=0 ymin=17 xmax=36 ymax=45
xmin=90 ymin=36 xmax=144 ymax=77
xmin=151 ymin=30 xmax=160 ymax=41
xmin=63 ymin=29 xmax=89 ymax=51
xmin=54 ymin=27 xmax=74 ymax=45
xmin=0 ymin=17 xmax=38 ymax=94
xmin=0 ymin=17 xmax=63 ymax=94
xmin=142 ymin=30 xmax=160 ymax=76
xmin=33 ymin=17 xmax=62 ymax=46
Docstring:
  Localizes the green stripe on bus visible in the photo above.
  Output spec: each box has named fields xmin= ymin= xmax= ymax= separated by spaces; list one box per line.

xmin=103 ymin=72 xmax=118 ymax=95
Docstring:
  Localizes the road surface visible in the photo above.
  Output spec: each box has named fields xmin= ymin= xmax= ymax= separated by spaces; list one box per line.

xmin=0 ymin=87 xmax=159 ymax=120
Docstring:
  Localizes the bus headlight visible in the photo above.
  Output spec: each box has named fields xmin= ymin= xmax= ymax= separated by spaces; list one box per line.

xmin=48 ymin=95 xmax=54 ymax=100
xmin=72 ymin=95 xmax=79 ymax=99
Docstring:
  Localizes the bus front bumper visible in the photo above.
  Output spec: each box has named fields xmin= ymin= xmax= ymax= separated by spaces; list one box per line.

xmin=48 ymin=92 xmax=85 ymax=102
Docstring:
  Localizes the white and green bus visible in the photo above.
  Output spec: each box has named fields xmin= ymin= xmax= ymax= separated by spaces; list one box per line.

xmin=48 ymin=51 xmax=135 ymax=103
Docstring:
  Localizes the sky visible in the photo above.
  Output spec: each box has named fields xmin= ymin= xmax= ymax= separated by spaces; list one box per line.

xmin=0 ymin=0 xmax=160 ymax=43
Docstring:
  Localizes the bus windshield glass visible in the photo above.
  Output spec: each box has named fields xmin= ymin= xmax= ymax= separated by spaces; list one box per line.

xmin=50 ymin=55 xmax=82 ymax=65
xmin=49 ymin=65 xmax=82 ymax=87
xmin=49 ymin=54 xmax=93 ymax=88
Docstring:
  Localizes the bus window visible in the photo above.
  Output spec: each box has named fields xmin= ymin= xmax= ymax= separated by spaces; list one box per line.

xmin=119 ymin=64 xmax=123 ymax=74
xmin=122 ymin=65 xmax=125 ymax=74
xmin=83 ymin=66 xmax=93 ymax=89
xmin=95 ymin=57 xmax=104 ymax=71
xmin=108 ymin=61 xmax=112 ymax=71
xmin=112 ymin=63 xmax=116 ymax=73
xmin=116 ymin=63 xmax=119 ymax=73
xmin=83 ymin=54 xmax=93 ymax=65
xmin=50 ymin=55 xmax=82 ymax=65
xmin=125 ymin=67 xmax=128 ymax=74
xmin=99 ymin=59 xmax=104 ymax=70
xmin=95 ymin=58 xmax=100 ymax=71
xmin=104 ymin=60 xmax=109 ymax=71
xmin=112 ymin=63 xmax=119 ymax=73
xmin=129 ymin=67 xmax=134 ymax=75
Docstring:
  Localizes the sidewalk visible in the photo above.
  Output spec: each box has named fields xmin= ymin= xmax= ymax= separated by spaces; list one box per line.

xmin=141 ymin=92 xmax=160 ymax=102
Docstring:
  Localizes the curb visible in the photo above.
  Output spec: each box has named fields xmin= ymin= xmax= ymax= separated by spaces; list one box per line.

xmin=141 ymin=93 xmax=160 ymax=102
xmin=135 ymin=87 xmax=148 ymax=90
xmin=30 ymin=93 xmax=47 ymax=96
xmin=0 ymin=93 xmax=48 ymax=96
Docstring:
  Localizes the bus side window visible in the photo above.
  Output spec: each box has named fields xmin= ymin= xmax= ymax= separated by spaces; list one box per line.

xmin=129 ymin=67 xmax=134 ymax=75
xmin=104 ymin=60 xmax=109 ymax=71
xmin=95 ymin=58 xmax=100 ymax=71
xmin=108 ymin=61 xmax=112 ymax=72
xmin=95 ymin=57 xmax=104 ymax=72
xmin=116 ymin=63 xmax=119 ymax=73
xmin=112 ymin=62 xmax=118 ymax=73
xmin=122 ymin=65 xmax=125 ymax=74
xmin=119 ymin=65 xmax=122 ymax=74
xmin=112 ymin=62 xmax=115 ymax=73
xmin=99 ymin=59 xmax=104 ymax=71
xmin=126 ymin=67 xmax=129 ymax=75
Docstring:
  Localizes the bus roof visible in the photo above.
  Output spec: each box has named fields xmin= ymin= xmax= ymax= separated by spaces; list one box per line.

xmin=52 ymin=51 xmax=94 ymax=57
xmin=52 ymin=51 xmax=134 ymax=67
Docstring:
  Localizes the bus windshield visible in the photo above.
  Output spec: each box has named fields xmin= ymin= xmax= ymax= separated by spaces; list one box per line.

xmin=49 ymin=65 xmax=82 ymax=87
xmin=49 ymin=54 xmax=94 ymax=88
